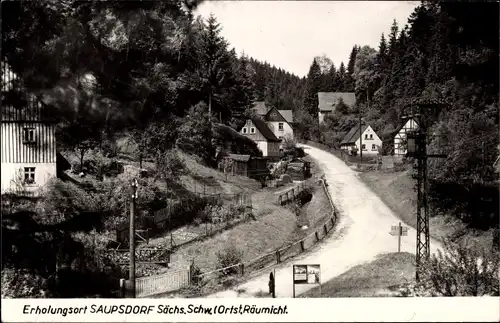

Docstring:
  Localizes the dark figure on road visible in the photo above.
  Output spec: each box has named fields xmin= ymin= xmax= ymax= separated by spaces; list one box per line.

xmin=268 ymin=272 xmax=275 ymax=296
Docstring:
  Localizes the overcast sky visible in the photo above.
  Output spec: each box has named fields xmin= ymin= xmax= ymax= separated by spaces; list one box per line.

xmin=195 ymin=1 xmax=420 ymax=77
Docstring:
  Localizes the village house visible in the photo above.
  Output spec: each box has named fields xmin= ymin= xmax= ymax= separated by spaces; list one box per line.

xmin=240 ymin=118 xmax=281 ymax=159
xmin=393 ymin=117 xmax=419 ymax=156
xmin=1 ymin=61 xmax=57 ymax=196
xmin=317 ymin=92 xmax=356 ymax=124
xmin=252 ymin=101 xmax=295 ymax=142
xmin=340 ymin=123 xmax=382 ymax=155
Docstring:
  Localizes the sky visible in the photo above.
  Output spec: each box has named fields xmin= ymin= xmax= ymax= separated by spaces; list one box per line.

xmin=195 ymin=1 xmax=420 ymax=77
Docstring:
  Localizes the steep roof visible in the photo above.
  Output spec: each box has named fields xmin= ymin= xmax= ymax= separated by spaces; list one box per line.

xmin=318 ymin=92 xmax=356 ymax=112
xmin=251 ymin=118 xmax=281 ymax=142
xmin=278 ymin=109 xmax=294 ymax=123
xmin=252 ymin=101 xmax=269 ymax=116
xmin=340 ymin=124 xmax=369 ymax=145
xmin=226 ymin=154 xmax=251 ymax=162
xmin=264 ymin=107 xmax=287 ymax=123
xmin=393 ymin=118 xmax=419 ymax=136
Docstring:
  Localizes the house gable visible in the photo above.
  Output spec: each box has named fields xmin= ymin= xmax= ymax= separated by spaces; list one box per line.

xmin=265 ymin=107 xmax=288 ymax=123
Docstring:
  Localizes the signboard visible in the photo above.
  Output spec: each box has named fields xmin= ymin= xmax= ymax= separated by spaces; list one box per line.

xmin=390 ymin=224 xmax=409 ymax=236
xmin=293 ymin=264 xmax=320 ymax=285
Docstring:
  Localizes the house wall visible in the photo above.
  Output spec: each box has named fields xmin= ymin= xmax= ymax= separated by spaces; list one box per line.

xmin=1 ymin=162 xmax=57 ymax=195
xmin=1 ymin=122 xmax=57 ymax=194
xmin=266 ymin=121 xmax=294 ymax=141
xmin=256 ymin=141 xmax=268 ymax=156
xmin=354 ymin=126 xmax=383 ymax=155
xmin=394 ymin=119 xmax=419 ymax=156
xmin=268 ymin=141 xmax=280 ymax=158
xmin=318 ymin=111 xmax=332 ymax=124
xmin=240 ymin=120 xmax=266 ymax=141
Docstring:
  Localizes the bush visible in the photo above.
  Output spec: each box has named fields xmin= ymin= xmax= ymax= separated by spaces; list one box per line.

xmin=35 ymin=178 xmax=100 ymax=225
xmin=155 ymin=149 xmax=184 ymax=182
xmin=1 ymin=268 xmax=51 ymax=298
xmin=407 ymin=241 xmax=500 ymax=296
xmin=216 ymin=245 xmax=243 ymax=276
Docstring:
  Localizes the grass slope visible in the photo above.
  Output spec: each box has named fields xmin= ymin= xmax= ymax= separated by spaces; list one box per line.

xmin=359 ymin=169 xmax=493 ymax=250
xmin=301 ymin=252 xmax=415 ymax=298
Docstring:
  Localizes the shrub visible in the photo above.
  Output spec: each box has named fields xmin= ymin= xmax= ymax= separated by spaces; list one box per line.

xmin=216 ymin=245 xmax=243 ymax=276
xmin=35 ymin=178 xmax=100 ymax=225
xmin=155 ymin=149 xmax=184 ymax=182
xmin=1 ymin=268 xmax=51 ymax=298
xmin=409 ymin=241 xmax=499 ymax=296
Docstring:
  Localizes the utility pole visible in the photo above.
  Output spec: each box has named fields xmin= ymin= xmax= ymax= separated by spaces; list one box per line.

xmin=129 ymin=179 xmax=138 ymax=298
xmin=404 ymin=99 xmax=447 ymax=282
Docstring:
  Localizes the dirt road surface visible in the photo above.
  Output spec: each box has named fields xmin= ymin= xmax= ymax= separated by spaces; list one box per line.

xmin=207 ymin=145 xmax=443 ymax=298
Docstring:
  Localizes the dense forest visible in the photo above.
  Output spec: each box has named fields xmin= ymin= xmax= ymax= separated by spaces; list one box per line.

xmin=309 ymin=1 xmax=499 ymax=233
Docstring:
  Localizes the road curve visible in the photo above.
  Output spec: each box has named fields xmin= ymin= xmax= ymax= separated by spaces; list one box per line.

xmin=207 ymin=144 xmax=442 ymax=298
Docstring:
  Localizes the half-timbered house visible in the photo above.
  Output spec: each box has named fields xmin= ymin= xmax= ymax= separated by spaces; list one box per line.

xmin=1 ymin=61 xmax=57 ymax=196
xmin=393 ymin=118 xmax=419 ymax=156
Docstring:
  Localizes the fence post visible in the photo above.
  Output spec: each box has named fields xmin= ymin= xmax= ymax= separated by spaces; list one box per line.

xmin=240 ymin=263 xmax=244 ymax=276
xmin=119 ymin=278 xmax=125 ymax=298
xmin=276 ymin=250 xmax=281 ymax=264
xmin=315 ymin=231 xmax=319 ymax=241
xmin=330 ymin=217 xmax=335 ymax=226
xmin=278 ymin=195 xmax=282 ymax=205
xmin=300 ymin=240 xmax=305 ymax=252
xmin=324 ymin=224 xmax=328 ymax=235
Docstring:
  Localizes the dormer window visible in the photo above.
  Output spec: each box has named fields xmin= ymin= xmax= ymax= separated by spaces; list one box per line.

xmin=23 ymin=128 xmax=35 ymax=144
xmin=246 ymin=120 xmax=252 ymax=126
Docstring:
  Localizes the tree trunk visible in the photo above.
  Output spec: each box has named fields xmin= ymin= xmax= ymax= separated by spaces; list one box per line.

xmin=80 ymin=149 xmax=85 ymax=171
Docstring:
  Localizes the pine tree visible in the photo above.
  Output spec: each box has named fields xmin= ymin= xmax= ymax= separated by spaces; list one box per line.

xmin=387 ymin=19 xmax=399 ymax=66
xmin=302 ymin=58 xmax=322 ymax=117
xmin=198 ymin=14 xmax=233 ymax=118
xmin=337 ymin=62 xmax=347 ymax=91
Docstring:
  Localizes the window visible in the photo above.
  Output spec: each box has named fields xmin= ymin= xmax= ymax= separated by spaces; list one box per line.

xmin=23 ymin=128 xmax=35 ymax=144
xmin=278 ymin=136 xmax=283 ymax=140
xmin=365 ymin=134 xmax=368 ymax=140
xmin=370 ymin=134 xmax=373 ymax=139
xmin=242 ymin=127 xmax=247 ymax=134
xmin=24 ymin=167 xmax=35 ymax=184
xmin=278 ymin=123 xmax=284 ymax=131
xmin=250 ymin=127 xmax=256 ymax=134
xmin=372 ymin=144 xmax=377 ymax=151
xmin=361 ymin=144 xmax=366 ymax=150
xmin=246 ymin=120 xmax=251 ymax=126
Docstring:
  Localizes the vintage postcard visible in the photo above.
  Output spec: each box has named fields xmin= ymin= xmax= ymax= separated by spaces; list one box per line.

xmin=1 ymin=0 xmax=498 ymax=322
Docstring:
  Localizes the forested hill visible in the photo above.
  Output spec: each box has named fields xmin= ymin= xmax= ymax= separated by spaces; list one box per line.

xmin=1 ymin=0 xmax=306 ymax=159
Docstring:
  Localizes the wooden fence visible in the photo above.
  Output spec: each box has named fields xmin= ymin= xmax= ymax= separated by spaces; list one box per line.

xmin=276 ymin=180 xmax=310 ymax=205
xmin=191 ymin=177 xmax=337 ymax=287
xmin=118 ymin=178 xmax=337 ymax=298
xmin=115 ymin=192 xmax=251 ymax=245
xmin=123 ymin=268 xmax=192 ymax=298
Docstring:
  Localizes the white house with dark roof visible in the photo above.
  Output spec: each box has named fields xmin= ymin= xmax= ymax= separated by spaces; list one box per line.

xmin=340 ymin=123 xmax=382 ymax=155
xmin=240 ymin=118 xmax=281 ymax=158
xmin=317 ymin=92 xmax=356 ymax=124
xmin=250 ymin=101 xmax=295 ymax=142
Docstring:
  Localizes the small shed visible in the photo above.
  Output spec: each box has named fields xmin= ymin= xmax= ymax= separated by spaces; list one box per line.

xmin=223 ymin=154 xmax=269 ymax=179
xmin=224 ymin=154 xmax=251 ymax=177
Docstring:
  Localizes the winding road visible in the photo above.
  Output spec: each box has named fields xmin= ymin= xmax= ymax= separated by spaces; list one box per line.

xmin=208 ymin=144 xmax=442 ymax=298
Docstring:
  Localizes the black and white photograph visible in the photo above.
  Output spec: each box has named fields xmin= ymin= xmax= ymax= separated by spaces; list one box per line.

xmin=1 ymin=0 xmax=499 ymax=317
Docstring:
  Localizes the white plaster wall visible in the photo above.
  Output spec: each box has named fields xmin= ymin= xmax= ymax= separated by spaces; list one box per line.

xmin=256 ymin=141 xmax=268 ymax=157
xmin=266 ymin=121 xmax=294 ymax=141
xmin=1 ymin=162 xmax=56 ymax=195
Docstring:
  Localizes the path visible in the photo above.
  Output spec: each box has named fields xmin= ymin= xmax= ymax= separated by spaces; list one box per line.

xmin=207 ymin=144 xmax=443 ymax=298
